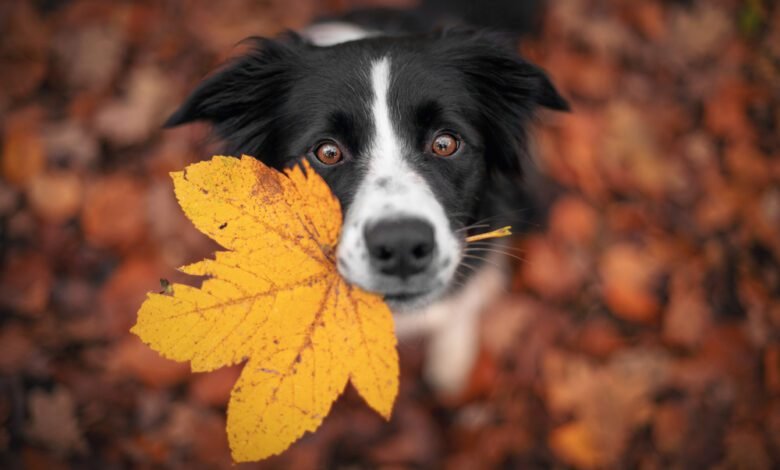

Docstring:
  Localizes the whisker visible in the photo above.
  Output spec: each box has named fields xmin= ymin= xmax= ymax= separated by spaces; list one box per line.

xmin=457 ymin=260 xmax=480 ymax=274
xmin=464 ymin=247 xmax=527 ymax=262
xmin=462 ymin=253 xmax=505 ymax=270
xmin=449 ymin=276 xmax=466 ymax=290
xmin=466 ymin=241 xmax=526 ymax=253
xmin=465 ymin=247 xmax=527 ymax=263
xmin=467 ymin=246 xmax=527 ymax=257
xmin=455 ymin=223 xmax=491 ymax=233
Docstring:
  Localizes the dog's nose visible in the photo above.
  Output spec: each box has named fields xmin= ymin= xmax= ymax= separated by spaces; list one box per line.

xmin=364 ymin=218 xmax=435 ymax=278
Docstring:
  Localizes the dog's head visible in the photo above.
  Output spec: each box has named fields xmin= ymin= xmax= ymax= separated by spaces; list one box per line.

xmin=165 ymin=31 xmax=568 ymax=310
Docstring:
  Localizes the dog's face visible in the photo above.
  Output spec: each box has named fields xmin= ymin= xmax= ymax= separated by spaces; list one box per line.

xmin=166 ymin=32 xmax=567 ymax=310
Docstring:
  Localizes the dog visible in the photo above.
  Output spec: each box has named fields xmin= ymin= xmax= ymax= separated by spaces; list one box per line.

xmin=164 ymin=1 xmax=568 ymax=395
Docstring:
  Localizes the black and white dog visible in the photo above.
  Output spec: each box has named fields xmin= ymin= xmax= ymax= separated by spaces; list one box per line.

xmin=165 ymin=1 xmax=568 ymax=395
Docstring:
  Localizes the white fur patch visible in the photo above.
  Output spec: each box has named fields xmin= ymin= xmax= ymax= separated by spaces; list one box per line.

xmin=336 ymin=57 xmax=460 ymax=300
xmin=399 ymin=253 xmax=508 ymax=395
xmin=302 ymin=22 xmax=375 ymax=47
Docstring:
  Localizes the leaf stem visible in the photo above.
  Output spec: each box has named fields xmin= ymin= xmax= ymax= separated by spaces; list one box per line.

xmin=464 ymin=226 xmax=512 ymax=243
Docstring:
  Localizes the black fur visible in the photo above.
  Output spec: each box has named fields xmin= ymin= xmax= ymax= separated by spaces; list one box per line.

xmin=166 ymin=30 xmax=566 ymax=229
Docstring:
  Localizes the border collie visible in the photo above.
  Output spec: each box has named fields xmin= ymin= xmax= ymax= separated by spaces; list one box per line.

xmin=165 ymin=1 xmax=568 ymax=395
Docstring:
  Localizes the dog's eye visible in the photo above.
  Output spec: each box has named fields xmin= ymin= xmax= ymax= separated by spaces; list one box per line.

xmin=431 ymin=133 xmax=460 ymax=157
xmin=314 ymin=141 xmax=343 ymax=165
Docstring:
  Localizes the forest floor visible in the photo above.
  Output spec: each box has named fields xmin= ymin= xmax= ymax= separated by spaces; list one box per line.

xmin=1 ymin=0 xmax=779 ymax=468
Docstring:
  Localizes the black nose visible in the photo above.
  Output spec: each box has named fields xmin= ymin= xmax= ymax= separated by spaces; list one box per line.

xmin=364 ymin=218 xmax=435 ymax=278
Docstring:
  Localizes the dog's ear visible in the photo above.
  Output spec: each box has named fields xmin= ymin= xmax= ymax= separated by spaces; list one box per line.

xmin=164 ymin=35 xmax=306 ymax=160
xmin=459 ymin=37 xmax=569 ymax=114
xmin=165 ymin=35 xmax=305 ymax=127
xmin=531 ymin=66 xmax=570 ymax=112
xmin=447 ymin=34 xmax=569 ymax=173
xmin=438 ymin=29 xmax=569 ymax=113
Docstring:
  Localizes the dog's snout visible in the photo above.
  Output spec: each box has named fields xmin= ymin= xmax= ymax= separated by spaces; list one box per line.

xmin=364 ymin=218 xmax=435 ymax=278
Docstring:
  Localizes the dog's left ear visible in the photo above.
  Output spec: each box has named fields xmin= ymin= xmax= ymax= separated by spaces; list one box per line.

xmin=447 ymin=34 xmax=569 ymax=173
xmin=459 ymin=41 xmax=569 ymax=114
xmin=529 ymin=64 xmax=570 ymax=112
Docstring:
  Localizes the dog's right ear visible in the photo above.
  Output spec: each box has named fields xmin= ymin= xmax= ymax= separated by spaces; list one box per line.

xmin=164 ymin=34 xmax=305 ymax=131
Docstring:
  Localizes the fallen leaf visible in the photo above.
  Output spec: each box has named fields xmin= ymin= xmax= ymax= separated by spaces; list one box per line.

xmin=545 ymin=48 xmax=619 ymax=101
xmin=652 ymin=402 xmax=688 ymax=455
xmin=26 ymin=388 xmax=87 ymax=455
xmin=43 ymin=122 xmax=99 ymax=170
xmin=764 ymin=345 xmax=780 ymax=395
xmin=94 ymin=67 xmax=173 ymax=146
xmin=575 ymin=319 xmax=626 ymax=359
xmin=662 ymin=270 xmax=711 ymax=349
xmin=26 ymin=171 xmax=83 ymax=222
xmin=162 ymin=403 xmax=229 ymax=464
xmin=719 ymin=427 xmax=772 ymax=470
xmin=53 ymin=25 xmax=124 ymax=92
xmin=601 ymin=102 xmax=667 ymax=199
xmin=367 ymin=404 xmax=440 ymax=467
xmin=667 ymin=4 xmax=732 ymax=64
xmin=599 ymin=243 xmax=662 ymax=323
xmin=1 ymin=108 xmax=45 ymax=188
xmin=190 ymin=366 xmax=242 ymax=407
xmin=110 ymin=336 xmax=189 ymax=388
xmin=101 ymin=258 xmax=165 ymax=337
xmin=132 ymin=156 xmax=398 ymax=462
xmin=0 ymin=181 xmax=18 ymax=216
xmin=540 ymin=112 xmax=608 ymax=200
xmin=767 ymin=401 xmax=780 ymax=456
xmin=704 ymin=79 xmax=754 ymax=142
xmin=621 ymin=2 xmax=666 ymax=41
xmin=0 ymin=2 xmax=48 ymax=106
xmin=82 ymin=174 xmax=147 ymax=250
xmin=549 ymin=421 xmax=603 ymax=470
xmin=519 ymin=235 xmax=585 ymax=300
xmin=0 ymin=251 xmax=52 ymax=316
xmin=544 ymin=348 xmax=670 ymax=467
xmin=0 ymin=323 xmax=35 ymax=374
xmin=548 ymin=195 xmax=599 ymax=246
xmin=480 ymin=295 xmax=536 ymax=358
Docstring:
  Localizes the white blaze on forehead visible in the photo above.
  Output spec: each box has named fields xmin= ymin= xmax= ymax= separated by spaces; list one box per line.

xmin=362 ymin=56 xmax=451 ymax=232
xmin=369 ymin=57 xmax=404 ymax=170
xmin=336 ymin=56 xmax=460 ymax=298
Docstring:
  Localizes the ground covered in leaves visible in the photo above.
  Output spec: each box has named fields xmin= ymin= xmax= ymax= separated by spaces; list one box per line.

xmin=1 ymin=0 xmax=779 ymax=468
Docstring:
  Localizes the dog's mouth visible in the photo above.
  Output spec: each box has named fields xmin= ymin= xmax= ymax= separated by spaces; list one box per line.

xmin=385 ymin=294 xmax=425 ymax=310
xmin=385 ymin=292 xmax=425 ymax=302
xmin=384 ymin=290 xmax=427 ymax=303
xmin=375 ymin=274 xmax=452 ymax=311
xmin=382 ymin=288 xmax=440 ymax=312
xmin=338 ymin=261 xmax=454 ymax=311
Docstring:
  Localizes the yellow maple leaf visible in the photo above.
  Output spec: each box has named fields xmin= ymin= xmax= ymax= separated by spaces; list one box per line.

xmin=131 ymin=155 xmax=398 ymax=462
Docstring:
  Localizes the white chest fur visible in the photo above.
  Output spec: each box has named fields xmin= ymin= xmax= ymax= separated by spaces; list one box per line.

xmin=394 ymin=253 xmax=508 ymax=395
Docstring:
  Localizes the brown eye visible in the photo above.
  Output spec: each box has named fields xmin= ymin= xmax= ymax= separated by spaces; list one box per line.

xmin=314 ymin=141 xmax=343 ymax=165
xmin=431 ymin=133 xmax=459 ymax=157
